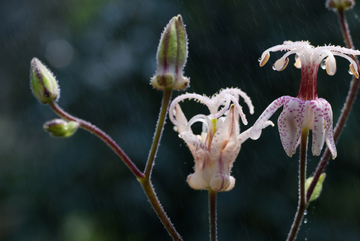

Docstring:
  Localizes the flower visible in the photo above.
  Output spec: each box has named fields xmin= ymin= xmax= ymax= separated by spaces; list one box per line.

xmin=251 ymin=41 xmax=360 ymax=159
xmin=169 ymin=88 xmax=273 ymax=192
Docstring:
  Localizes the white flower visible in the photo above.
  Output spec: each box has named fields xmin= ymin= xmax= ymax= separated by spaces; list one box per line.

xmin=170 ymin=88 xmax=273 ymax=192
xmin=251 ymin=41 xmax=360 ymax=159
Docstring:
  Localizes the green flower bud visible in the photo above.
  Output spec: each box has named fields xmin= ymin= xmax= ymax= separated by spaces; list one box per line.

xmin=30 ymin=58 xmax=60 ymax=104
xmin=151 ymin=15 xmax=190 ymax=90
xmin=43 ymin=119 xmax=79 ymax=137
xmin=305 ymin=173 xmax=326 ymax=202
xmin=326 ymin=0 xmax=355 ymax=11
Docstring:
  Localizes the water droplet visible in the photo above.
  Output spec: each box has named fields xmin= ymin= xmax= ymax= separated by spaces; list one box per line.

xmin=320 ymin=59 xmax=326 ymax=70
xmin=272 ymin=64 xmax=277 ymax=70
xmin=304 ymin=210 xmax=307 ymax=215
xmin=348 ymin=68 xmax=354 ymax=75
xmin=304 ymin=218 xmax=308 ymax=224
xmin=258 ymin=57 xmax=262 ymax=63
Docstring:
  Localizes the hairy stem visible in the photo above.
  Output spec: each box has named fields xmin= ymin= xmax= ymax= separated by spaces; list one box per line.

xmin=287 ymin=128 xmax=308 ymax=241
xmin=49 ymin=101 xmax=144 ymax=178
xmin=306 ymin=8 xmax=360 ymax=202
xmin=209 ymin=189 xmax=217 ymax=241
xmin=139 ymin=177 xmax=183 ymax=241
xmin=144 ymin=88 xmax=172 ymax=178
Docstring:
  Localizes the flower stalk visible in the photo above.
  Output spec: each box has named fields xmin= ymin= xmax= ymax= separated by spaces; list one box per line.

xmin=286 ymin=128 xmax=308 ymax=241
xmin=144 ymin=88 xmax=172 ymax=178
xmin=209 ymin=189 xmax=217 ymax=241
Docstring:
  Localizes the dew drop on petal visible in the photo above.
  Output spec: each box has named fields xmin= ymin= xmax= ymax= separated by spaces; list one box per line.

xmin=348 ymin=68 xmax=354 ymax=75
xmin=320 ymin=59 xmax=326 ymax=70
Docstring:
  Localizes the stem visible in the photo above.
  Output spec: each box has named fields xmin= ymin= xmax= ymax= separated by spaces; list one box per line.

xmin=139 ymin=178 xmax=183 ymax=241
xmin=144 ymin=88 xmax=172 ymax=178
xmin=306 ymin=8 xmax=360 ymax=202
xmin=49 ymin=101 xmax=144 ymax=178
xmin=287 ymin=128 xmax=308 ymax=241
xmin=209 ymin=189 xmax=217 ymax=241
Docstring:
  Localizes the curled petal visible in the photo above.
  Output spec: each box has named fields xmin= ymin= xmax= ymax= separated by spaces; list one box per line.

xmin=319 ymin=98 xmax=337 ymax=159
xmin=250 ymin=96 xmax=290 ymax=140
xmin=309 ymin=100 xmax=325 ymax=156
xmin=169 ymin=93 xmax=211 ymax=125
xmin=277 ymin=98 xmax=306 ymax=157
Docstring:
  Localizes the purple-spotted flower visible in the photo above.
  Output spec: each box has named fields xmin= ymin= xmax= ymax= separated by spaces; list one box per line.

xmin=250 ymin=41 xmax=360 ymax=159
xmin=170 ymin=88 xmax=273 ymax=192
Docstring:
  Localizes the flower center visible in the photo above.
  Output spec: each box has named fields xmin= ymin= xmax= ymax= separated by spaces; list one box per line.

xmin=297 ymin=62 xmax=318 ymax=101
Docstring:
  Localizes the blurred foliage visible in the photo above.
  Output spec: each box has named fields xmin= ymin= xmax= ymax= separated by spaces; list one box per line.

xmin=1 ymin=0 xmax=360 ymax=240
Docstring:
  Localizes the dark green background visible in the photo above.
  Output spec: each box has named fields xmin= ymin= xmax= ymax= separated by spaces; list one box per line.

xmin=1 ymin=0 xmax=360 ymax=240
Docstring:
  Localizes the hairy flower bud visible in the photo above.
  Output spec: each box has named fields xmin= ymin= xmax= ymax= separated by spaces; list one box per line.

xmin=30 ymin=58 xmax=60 ymax=104
xmin=43 ymin=119 xmax=79 ymax=137
xmin=151 ymin=15 xmax=189 ymax=90
xmin=326 ymin=0 xmax=355 ymax=11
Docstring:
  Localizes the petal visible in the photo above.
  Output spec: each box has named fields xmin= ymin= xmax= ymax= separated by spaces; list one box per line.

xmin=173 ymin=104 xmax=190 ymax=134
xmin=209 ymin=173 xmax=231 ymax=192
xmin=277 ymin=98 xmax=306 ymax=157
xmin=187 ymin=173 xmax=208 ymax=190
xmin=250 ymin=96 xmax=289 ymax=140
xmin=309 ymin=100 xmax=325 ymax=156
xmin=238 ymin=120 xmax=274 ymax=144
xmin=210 ymin=105 xmax=239 ymax=160
xmin=318 ymin=98 xmax=337 ymax=159
xmin=187 ymin=148 xmax=210 ymax=190
xmin=224 ymin=176 xmax=235 ymax=191
xmin=206 ymin=106 xmax=241 ymax=192
xmin=179 ymin=132 xmax=208 ymax=152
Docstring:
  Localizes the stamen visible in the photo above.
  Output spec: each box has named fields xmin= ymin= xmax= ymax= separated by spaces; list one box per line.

xmin=272 ymin=57 xmax=289 ymax=71
xmin=349 ymin=63 xmax=359 ymax=78
xmin=325 ymin=55 xmax=336 ymax=76
xmin=259 ymin=51 xmax=270 ymax=67
xmin=294 ymin=54 xmax=301 ymax=69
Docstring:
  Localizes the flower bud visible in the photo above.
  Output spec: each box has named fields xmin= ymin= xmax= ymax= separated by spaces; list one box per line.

xmin=43 ymin=119 xmax=79 ymax=137
xmin=305 ymin=173 xmax=326 ymax=202
xmin=30 ymin=58 xmax=60 ymax=104
xmin=151 ymin=15 xmax=189 ymax=90
xmin=326 ymin=0 xmax=355 ymax=11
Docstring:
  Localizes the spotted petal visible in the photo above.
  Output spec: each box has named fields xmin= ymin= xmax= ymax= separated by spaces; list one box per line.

xmin=277 ymin=98 xmax=306 ymax=157
xmin=309 ymin=100 xmax=325 ymax=156
xmin=250 ymin=96 xmax=290 ymax=140
xmin=319 ymin=98 xmax=337 ymax=159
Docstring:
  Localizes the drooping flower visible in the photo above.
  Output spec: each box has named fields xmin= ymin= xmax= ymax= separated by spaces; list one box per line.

xmin=251 ymin=41 xmax=360 ymax=159
xmin=169 ymin=88 xmax=273 ymax=192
